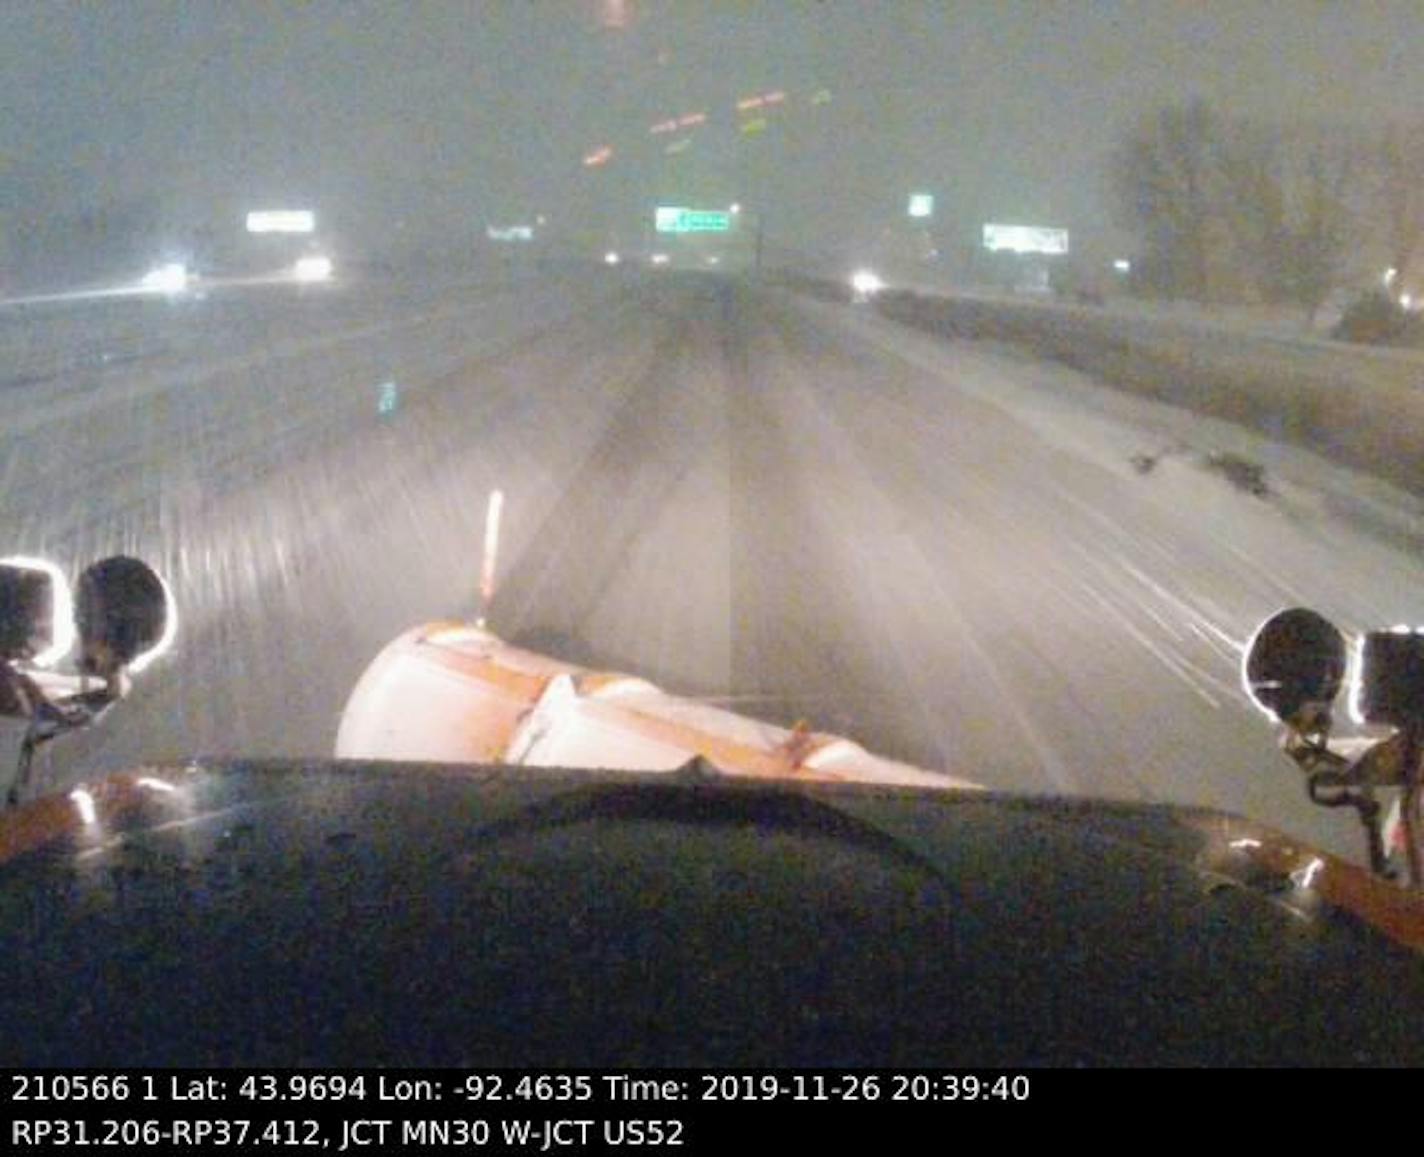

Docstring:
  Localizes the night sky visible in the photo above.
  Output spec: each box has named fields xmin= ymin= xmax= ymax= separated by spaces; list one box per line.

xmin=4 ymin=1 xmax=1422 ymax=262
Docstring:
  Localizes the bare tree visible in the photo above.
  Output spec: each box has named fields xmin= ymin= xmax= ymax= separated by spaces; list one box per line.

xmin=1368 ymin=124 xmax=1424 ymax=287
xmin=1215 ymin=120 xmax=1289 ymax=301
xmin=1286 ymin=139 xmax=1354 ymax=323
xmin=1116 ymin=103 xmax=1357 ymax=315
xmin=1112 ymin=99 xmax=1221 ymax=300
xmin=1217 ymin=121 xmax=1354 ymax=322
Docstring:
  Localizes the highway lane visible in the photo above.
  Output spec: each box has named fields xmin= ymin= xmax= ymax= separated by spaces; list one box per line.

xmin=5 ymin=271 xmax=1423 ymax=866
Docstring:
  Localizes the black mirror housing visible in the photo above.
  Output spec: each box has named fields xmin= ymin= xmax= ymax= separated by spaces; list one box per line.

xmin=1244 ymin=607 xmax=1347 ymax=725
xmin=1357 ymin=630 xmax=1424 ymax=730
xmin=0 ymin=561 xmax=62 ymax=664
xmin=76 ymin=557 xmax=171 ymax=679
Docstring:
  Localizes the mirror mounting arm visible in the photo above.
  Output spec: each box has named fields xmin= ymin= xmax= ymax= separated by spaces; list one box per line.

xmin=0 ymin=663 xmax=42 ymax=721
xmin=2 ymin=661 xmax=123 ymax=808
xmin=1278 ymin=730 xmax=1390 ymax=876
xmin=1398 ymin=730 xmax=1423 ymax=888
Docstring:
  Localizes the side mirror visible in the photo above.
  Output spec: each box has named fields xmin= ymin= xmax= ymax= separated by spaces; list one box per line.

xmin=1356 ymin=629 xmax=1424 ymax=731
xmin=75 ymin=556 xmax=174 ymax=679
xmin=0 ymin=557 xmax=73 ymax=667
xmin=1243 ymin=607 xmax=1346 ymax=725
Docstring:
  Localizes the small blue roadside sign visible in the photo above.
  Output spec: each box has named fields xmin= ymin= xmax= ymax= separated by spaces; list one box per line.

xmin=378 ymin=380 xmax=399 ymax=417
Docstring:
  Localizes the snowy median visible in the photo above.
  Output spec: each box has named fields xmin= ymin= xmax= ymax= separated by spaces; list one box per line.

xmin=869 ymin=288 xmax=1424 ymax=498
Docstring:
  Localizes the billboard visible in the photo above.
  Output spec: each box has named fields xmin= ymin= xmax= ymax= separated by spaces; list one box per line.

xmin=982 ymin=224 xmax=1069 ymax=255
xmin=907 ymin=193 xmax=934 ymax=219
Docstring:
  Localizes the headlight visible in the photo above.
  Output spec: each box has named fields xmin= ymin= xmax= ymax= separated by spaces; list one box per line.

xmin=293 ymin=255 xmax=334 ymax=283
xmin=140 ymin=263 xmax=190 ymax=294
xmin=850 ymin=269 xmax=883 ymax=297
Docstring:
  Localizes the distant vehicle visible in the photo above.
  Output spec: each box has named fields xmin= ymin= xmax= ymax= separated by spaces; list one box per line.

xmin=1332 ymin=290 xmax=1417 ymax=345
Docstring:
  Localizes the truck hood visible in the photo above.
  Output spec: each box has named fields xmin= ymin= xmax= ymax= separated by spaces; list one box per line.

xmin=0 ymin=758 xmax=1420 ymax=1066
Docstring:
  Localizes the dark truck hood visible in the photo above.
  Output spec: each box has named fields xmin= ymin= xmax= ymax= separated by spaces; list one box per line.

xmin=0 ymin=758 xmax=1419 ymax=1067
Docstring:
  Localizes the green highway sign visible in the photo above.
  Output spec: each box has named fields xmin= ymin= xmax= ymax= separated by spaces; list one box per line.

xmin=681 ymin=210 xmax=730 ymax=232
xmin=654 ymin=207 xmax=685 ymax=232
xmin=654 ymin=206 xmax=732 ymax=234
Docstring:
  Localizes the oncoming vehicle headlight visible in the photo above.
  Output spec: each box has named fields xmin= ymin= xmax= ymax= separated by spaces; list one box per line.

xmin=140 ymin=263 xmax=190 ymax=295
xmin=850 ymin=269 xmax=883 ymax=298
xmin=293 ymin=255 xmax=334 ymax=283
